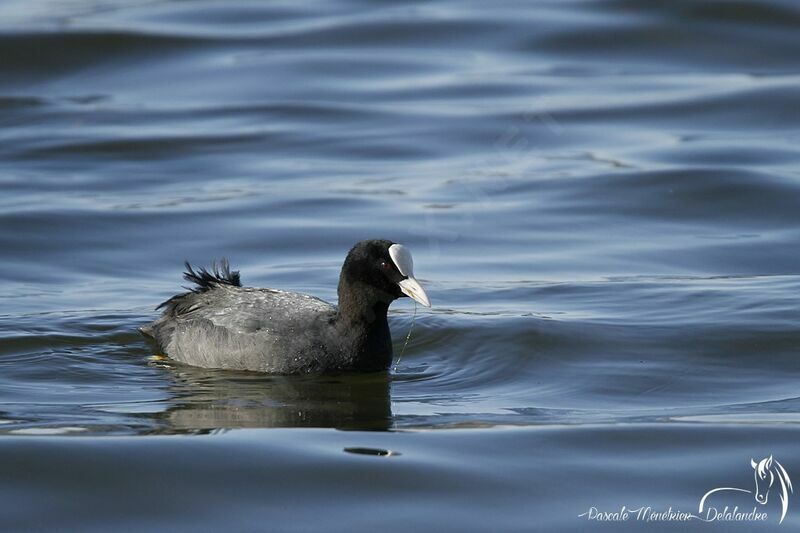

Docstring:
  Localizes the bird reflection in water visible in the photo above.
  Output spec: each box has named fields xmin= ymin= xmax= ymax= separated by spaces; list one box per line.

xmin=147 ymin=359 xmax=393 ymax=433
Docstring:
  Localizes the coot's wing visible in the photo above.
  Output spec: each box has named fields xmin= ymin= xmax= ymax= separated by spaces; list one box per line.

xmin=173 ymin=286 xmax=332 ymax=331
xmin=145 ymin=285 xmax=335 ymax=372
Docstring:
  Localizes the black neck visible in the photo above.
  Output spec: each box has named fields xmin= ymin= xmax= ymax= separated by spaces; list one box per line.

xmin=335 ymin=279 xmax=394 ymax=370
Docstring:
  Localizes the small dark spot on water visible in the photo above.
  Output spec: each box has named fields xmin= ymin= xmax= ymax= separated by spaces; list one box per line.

xmin=63 ymin=94 xmax=109 ymax=105
xmin=344 ymin=447 xmax=400 ymax=457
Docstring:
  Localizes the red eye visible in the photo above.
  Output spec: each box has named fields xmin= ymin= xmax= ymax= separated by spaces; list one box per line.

xmin=381 ymin=261 xmax=390 ymax=269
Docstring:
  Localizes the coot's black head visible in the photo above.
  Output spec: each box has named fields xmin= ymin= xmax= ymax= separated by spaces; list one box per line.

xmin=338 ymin=239 xmax=430 ymax=309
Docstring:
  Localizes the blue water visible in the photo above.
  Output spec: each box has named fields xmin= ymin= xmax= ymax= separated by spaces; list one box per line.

xmin=2 ymin=1 xmax=800 ymax=531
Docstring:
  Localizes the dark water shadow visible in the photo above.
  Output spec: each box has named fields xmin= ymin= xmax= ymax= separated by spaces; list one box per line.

xmin=147 ymin=361 xmax=393 ymax=433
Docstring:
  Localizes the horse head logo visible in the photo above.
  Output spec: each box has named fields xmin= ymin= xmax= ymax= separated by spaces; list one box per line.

xmin=752 ymin=456 xmax=775 ymax=504
xmin=700 ymin=455 xmax=793 ymax=524
xmin=751 ymin=455 xmax=793 ymax=518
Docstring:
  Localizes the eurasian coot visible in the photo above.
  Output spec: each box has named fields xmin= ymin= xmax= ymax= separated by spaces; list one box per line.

xmin=140 ymin=239 xmax=430 ymax=373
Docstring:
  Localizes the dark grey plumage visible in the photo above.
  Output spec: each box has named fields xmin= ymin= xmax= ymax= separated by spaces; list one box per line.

xmin=140 ymin=239 xmax=429 ymax=374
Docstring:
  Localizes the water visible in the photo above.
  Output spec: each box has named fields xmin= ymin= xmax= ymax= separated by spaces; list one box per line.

xmin=2 ymin=0 xmax=800 ymax=530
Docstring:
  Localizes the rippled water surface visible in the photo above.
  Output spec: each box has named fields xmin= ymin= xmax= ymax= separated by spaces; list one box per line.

xmin=2 ymin=1 xmax=800 ymax=531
